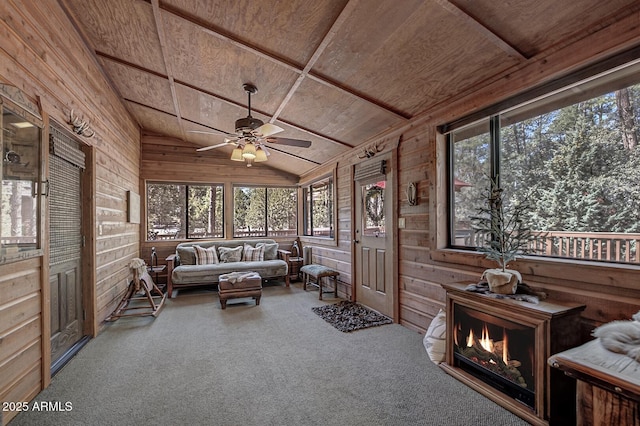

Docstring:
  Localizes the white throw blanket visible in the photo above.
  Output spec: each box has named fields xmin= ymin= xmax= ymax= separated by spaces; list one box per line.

xmin=129 ymin=258 xmax=147 ymax=291
xmin=222 ymin=271 xmax=260 ymax=284
xmin=592 ymin=311 xmax=640 ymax=361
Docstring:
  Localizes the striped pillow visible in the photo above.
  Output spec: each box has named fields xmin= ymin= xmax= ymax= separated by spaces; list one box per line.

xmin=193 ymin=245 xmax=219 ymax=265
xmin=243 ymin=244 xmax=265 ymax=262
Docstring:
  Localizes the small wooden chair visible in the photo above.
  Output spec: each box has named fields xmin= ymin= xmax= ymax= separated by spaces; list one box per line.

xmin=300 ymin=264 xmax=339 ymax=300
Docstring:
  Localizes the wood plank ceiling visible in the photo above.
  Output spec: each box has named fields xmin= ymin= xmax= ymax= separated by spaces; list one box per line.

xmin=61 ymin=0 xmax=639 ymax=176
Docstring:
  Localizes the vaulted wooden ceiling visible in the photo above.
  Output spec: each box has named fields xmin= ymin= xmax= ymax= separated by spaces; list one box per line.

xmin=61 ymin=0 xmax=640 ymax=176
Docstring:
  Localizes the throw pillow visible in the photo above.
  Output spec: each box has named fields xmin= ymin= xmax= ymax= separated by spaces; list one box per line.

xmin=423 ymin=309 xmax=447 ymax=364
xmin=243 ymin=244 xmax=265 ymax=262
xmin=256 ymin=242 xmax=278 ymax=260
xmin=193 ymin=245 xmax=219 ymax=265
xmin=176 ymin=246 xmax=196 ymax=265
xmin=218 ymin=246 xmax=243 ymax=263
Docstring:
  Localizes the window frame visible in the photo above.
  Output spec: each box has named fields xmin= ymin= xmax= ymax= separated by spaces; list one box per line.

xmin=145 ymin=181 xmax=225 ymax=241
xmin=0 ymin=92 xmax=45 ymax=264
xmin=442 ymin=56 xmax=640 ymax=267
xmin=231 ymin=184 xmax=298 ymax=238
xmin=301 ymin=173 xmax=335 ymax=240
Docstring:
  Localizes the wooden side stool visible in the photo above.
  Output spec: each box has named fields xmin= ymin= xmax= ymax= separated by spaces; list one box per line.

xmin=218 ymin=272 xmax=262 ymax=309
xmin=299 ymin=264 xmax=339 ymax=300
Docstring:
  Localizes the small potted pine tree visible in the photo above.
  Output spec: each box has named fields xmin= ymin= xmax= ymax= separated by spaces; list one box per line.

xmin=471 ymin=177 xmax=537 ymax=294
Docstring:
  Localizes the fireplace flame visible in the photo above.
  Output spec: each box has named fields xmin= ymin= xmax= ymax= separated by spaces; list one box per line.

xmin=479 ymin=324 xmax=494 ymax=353
xmin=466 ymin=329 xmax=474 ymax=347
xmin=503 ymin=329 xmax=508 ymax=364
xmin=463 ymin=323 xmax=509 ymax=364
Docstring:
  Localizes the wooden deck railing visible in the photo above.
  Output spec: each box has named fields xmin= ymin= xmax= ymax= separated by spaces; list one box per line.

xmin=461 ymin=230 xmax=640 ymax=264
xmin=148 ymin=229 xmax=298 ymax=240
xmin=1 ymin=236 xmax=37 ymax=244
xmin=528 ymin=231 xmax=640 ymax=263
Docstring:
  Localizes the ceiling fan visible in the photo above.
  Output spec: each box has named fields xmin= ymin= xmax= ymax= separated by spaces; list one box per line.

xmin=189 ymin=83 xmax=311 ymax=166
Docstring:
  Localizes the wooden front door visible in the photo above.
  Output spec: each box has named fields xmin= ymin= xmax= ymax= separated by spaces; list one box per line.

xmin=49 ymin=127 xmax=85 ymax=370
xmin=354 ymin=155 xmax=394 ymax=317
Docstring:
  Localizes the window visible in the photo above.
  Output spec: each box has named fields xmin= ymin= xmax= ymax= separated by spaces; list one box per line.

xmin=303 ymin=176 xmax=334 ymax=238
xmin=146 ymin=183 xmax=223 ymax=240
xmin=233 ymin=186 xmax=297 ymax=237
xmin=449 ymin=60 xmax=640 ymax=264
xmin=362 ymin=180 xmax=386 ymax=238
xmin=1 ymin=97 xmax=43 ymax=260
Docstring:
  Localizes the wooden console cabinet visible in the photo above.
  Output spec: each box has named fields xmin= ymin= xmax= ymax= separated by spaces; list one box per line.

xmin=441 ymin=283 xmax=586 ymax=426
xmin=549 ymin=339 xmax=640 ymax=426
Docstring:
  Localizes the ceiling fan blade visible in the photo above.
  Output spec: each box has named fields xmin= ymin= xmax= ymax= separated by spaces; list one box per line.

xmin=265 ymin=137 xmax=312 ymax=148
xmin=253 ymin=123 xmax=284 ymax=137
xmin=196 ymin=142 xmax=231 ymax=152
xmin=188 ymin=129 xmax=236 ymax=137
xmin=259 ymin=144 xmax=271 ymax=156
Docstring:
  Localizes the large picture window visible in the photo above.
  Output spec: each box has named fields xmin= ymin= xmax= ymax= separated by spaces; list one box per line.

xmin=147 ymin=182 xmax=223 ymax=240
xmin=449 ymin=60 xmax=640 ymax=264
xmin=303 ymin=176 xmax=334 ymax=238
xmin=233 ymin=186 xmax=297 ymax=237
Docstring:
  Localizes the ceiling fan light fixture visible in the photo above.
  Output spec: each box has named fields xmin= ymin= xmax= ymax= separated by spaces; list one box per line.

xmin=255 ymin=146 xmax=268 ymax=162
xmin=242 ymin=142 xmax=256 ymax=159
xmin=191 ymin=85 xmax=311 ymax=161
xmin=230 ymin=147 xmax=244 ymax=161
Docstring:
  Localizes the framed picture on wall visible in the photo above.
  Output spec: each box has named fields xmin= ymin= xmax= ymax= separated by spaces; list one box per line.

xmin=127 ymin=190 xmax=140 ymax=224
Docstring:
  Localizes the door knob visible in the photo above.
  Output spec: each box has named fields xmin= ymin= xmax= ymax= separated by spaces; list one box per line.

xmin=353 ymin=239 xmax=359 ymax=244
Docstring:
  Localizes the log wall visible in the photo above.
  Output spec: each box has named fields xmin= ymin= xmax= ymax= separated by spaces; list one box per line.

xmin=0 ymin=1 xmax=140 ymax=423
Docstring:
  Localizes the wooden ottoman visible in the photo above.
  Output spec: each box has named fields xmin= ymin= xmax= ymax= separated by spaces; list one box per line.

xmin=300 ymin=264 xmax=339 ymax=300
xmin=218 ymin=272 xmax=262 ymax=309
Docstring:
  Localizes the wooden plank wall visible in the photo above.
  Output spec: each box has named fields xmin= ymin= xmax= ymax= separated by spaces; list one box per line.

xmin=395 ymin=123 xmax=640 ymax=340
xmin=296 ymin=162 xmax=353 ymax=301
xmin=0 ymin=259 xmax=42 ymax=421
xmin=1 ymin=2 xmax=638 ymax=424
xmin=139 ymin=135 xmax=301 ymax=273
xmin=0 ymin=1 xmax=140 ymax=423
xmin=303 ymin=15 xmax=640 ymax=337
xmin=304 ymin=110 xmax=640 ymax=338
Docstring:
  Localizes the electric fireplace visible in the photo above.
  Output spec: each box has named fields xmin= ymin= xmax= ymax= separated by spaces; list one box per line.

xmin=440 ymin=283 xmax=585 ymax=426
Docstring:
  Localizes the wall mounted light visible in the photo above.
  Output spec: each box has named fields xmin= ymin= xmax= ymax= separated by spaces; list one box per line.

xmin=407 ymin=182 xmax=418 ymax=206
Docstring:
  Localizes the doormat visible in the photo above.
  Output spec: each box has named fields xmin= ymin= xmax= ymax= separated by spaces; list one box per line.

xmin=312 ymin=301 xmax=392 ymax=332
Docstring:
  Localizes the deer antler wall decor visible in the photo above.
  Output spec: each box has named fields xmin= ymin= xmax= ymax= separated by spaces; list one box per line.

xmin=357 ymin=142 xmax=384 ymax=159
xmin=68 ymin=109 xmax=95 ymax=138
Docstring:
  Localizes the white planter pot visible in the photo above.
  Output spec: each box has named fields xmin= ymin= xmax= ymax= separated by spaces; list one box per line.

xmin=481 ymin=268 xmax=522 ymax=295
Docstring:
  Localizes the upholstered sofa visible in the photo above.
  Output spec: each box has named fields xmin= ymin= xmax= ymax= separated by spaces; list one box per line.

xmin=165 ymin=239 xmax=289 ymax=298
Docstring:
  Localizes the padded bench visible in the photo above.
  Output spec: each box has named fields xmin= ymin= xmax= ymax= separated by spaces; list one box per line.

xmin=299 ymin=264 xmax=339 ymax=300
xmin=218 ymin=272 xmax=262 ymax=309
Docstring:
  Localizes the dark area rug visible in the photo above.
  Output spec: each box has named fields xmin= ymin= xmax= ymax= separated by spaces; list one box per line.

xmin=312 ymin=301 xmax=392 ymax=332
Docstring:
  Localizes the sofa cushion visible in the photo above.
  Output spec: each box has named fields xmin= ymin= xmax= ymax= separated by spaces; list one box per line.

xmin=218 ymin=246 xmax=243 ymax=263
xmin=194 ymin=245 xmax=219 ymax=265
xmin=177 ymin=246 xmax=196 ymax=265
xmin=171 ymin=259 xmax=287 ymax=285
xmin=257 ymin=242 xmax=278 ymax=260
xmin=243 ymin=244 xmax=265 ymax=261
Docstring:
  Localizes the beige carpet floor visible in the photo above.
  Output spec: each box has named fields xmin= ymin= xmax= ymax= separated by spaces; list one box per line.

xmin=11 ymin=281 xmax=528 ymax=426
